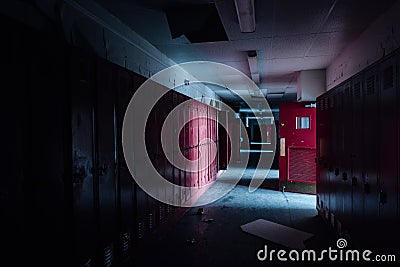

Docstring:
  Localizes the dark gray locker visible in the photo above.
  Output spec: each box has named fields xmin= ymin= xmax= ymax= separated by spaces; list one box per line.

xmin=1 ymin=20 xmax=30 ymax=265
xmin=95 ymin=58 xmax=117 ymax=265
xmin=362 ymin=66 xmax=380 ymax=221
xmin=115 ymin=66 xmax=136 ymax=263
xmin=70 ymin=50 xmax=98 ymax=266
xmin=351 ymin=74 xmax=365 ymax=229
xmin=342 ymin=81 xmax=353 ymax=232
xmin=328 ymin=89 xmax=337 ymax=228
xmin=26 ymin=39 xmax=71 ymax=266
xmin=378 ymin=55 xmax=398 ymax=219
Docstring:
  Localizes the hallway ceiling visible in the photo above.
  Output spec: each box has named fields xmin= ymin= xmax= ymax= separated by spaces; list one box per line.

xmin=95 ymin=0 xmax=396 ymax=110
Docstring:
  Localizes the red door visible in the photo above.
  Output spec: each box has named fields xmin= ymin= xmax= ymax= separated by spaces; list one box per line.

xmin=279 ymin=102 xmax=317 ymax=193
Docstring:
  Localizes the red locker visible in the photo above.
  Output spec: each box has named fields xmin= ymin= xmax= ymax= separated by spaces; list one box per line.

xmin=218 ymin=111 xmax=229 ymax=170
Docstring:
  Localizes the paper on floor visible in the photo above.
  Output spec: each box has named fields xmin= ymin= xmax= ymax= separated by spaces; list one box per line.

xmin=241 ymin=219 xmax=313 ymax=249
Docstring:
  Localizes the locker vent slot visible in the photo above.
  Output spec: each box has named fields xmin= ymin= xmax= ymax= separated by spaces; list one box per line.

xmin=344 ymin=87 xmax=351 ymax=96
xmin=288 ymin=148 xmax=316 ymax=183
xmin=383 ymin=66 xmax=394 ymax=90
xmin=148 ymin=213 xmax=154 ymax=229
xmin=159 ymin=204 xmax=165 ymax=221
xmin=84 ymin=259 xmax=92 ymax=267
xmin=166 ymin=204 xmax=172 ymax=214
xmin=366 ymin=76 xmax=375 ymax=95
xmin=138 ymin=222 xmax=144 ymax=239
xmin=104 ymin=245 xmax=113 ymax=267
xmin=122 ymin=232 xmax=130 ymax=252
xmin=353 ymin=82 xmax=361 ymax=98
xmin=329 ymin=95 xmax=334 ymax=108
xmin=324 ymin=97 xmax=329 ymax=110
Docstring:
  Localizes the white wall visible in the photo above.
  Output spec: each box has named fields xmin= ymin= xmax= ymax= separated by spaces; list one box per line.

xmin=326 ymin=0 xmax=400 ymax=90
xmin=297 ymin=69 xmax=326 ymax=101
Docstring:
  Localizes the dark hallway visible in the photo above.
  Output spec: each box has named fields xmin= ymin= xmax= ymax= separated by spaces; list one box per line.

xmin=131 ymin=157 xmax=337 ymax=267
xmin=2 ymin=1 xmax=400 ymax=266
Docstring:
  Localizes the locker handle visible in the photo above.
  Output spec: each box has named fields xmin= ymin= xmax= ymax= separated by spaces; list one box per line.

xmin=334 ymin=168 xmax=339 ymax=176
xmin=92 ymin=164 xmax=108 ymax=176
xmin=329 ymin=166 xmax=334 ymax=173
xmin=364 ymin=183 xmax=371 ymax=195
xmin=342 ymin=172 xmax=348 ymax=181
xmin=379 ymin=191 xmax=387 ymax=205
xmin=352 ymin=177 xmax=357 ymax=186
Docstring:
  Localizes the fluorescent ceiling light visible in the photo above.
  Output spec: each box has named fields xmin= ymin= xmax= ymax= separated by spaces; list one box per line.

xmin=234 ymin=0 xmax=256 ymax=33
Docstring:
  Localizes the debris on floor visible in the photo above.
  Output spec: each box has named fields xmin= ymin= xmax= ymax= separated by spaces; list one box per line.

xmin=196 ymin=208 xmax=205 ymax=215
xmin=240 ymin=219 xmax=314 ymax=249
xmin=186 ymin=238 xmax=197 ymax=245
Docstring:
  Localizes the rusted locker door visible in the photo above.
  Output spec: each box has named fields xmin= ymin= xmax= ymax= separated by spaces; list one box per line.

xmin=378 ymin=56 xmax=398 ymax=220
xmin=95 ymin=58 xmax=118 ymax=266
xmin=362 ymin=67 xmax=380 ymax=222
xmin=70 ymin=49 xmax=98 ymax=266
xmin=350 ymin=75 xmax=365 ymax=229
xmin=115 ymin=66 xmax=135 ymax=263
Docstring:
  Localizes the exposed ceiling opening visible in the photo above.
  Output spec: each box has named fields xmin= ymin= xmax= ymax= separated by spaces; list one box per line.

xmin=94 ymin=0 xmax=398 ymax=113
xmin=164 ymin=3 xmax=228 ymax=43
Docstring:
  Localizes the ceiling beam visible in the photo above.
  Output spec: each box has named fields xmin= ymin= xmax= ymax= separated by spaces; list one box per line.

xmin=234 ymin=0 xmax=256 ymax=33
xmin=247 ymin=50 xmax=260 ymax=84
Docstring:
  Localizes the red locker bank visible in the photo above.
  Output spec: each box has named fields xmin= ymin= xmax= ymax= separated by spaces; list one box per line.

xmin=279 ymin=102 xmax=317 ymax=194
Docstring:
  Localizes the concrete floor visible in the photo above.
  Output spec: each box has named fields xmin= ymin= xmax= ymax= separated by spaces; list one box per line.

xmin=131 ymin=154 xmax=351 ymax=267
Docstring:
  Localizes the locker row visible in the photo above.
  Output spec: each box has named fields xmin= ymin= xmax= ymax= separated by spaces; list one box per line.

xmin=316 ymin=48 xmax=400 ymax=249
xmin=1 ymin=18 xmax=225 ymax=267
xmin=146 ymin=91 xmax=220 ymax=190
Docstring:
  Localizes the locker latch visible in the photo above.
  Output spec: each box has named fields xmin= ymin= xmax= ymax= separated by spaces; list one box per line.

xmin=364 ymin=183 xmax=371 ymax=195
xmin=352 ymin=176 xmax=357 ymax=186
xmin=342 ymin=172 xmax=348 ymax=181
xmin=72 ymin=165 xmax=87 ymax=184
xmin=92 ymin=164 xmax=108 ymax=176
xmin=379 ymin=191 xmax=387 ymax=205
